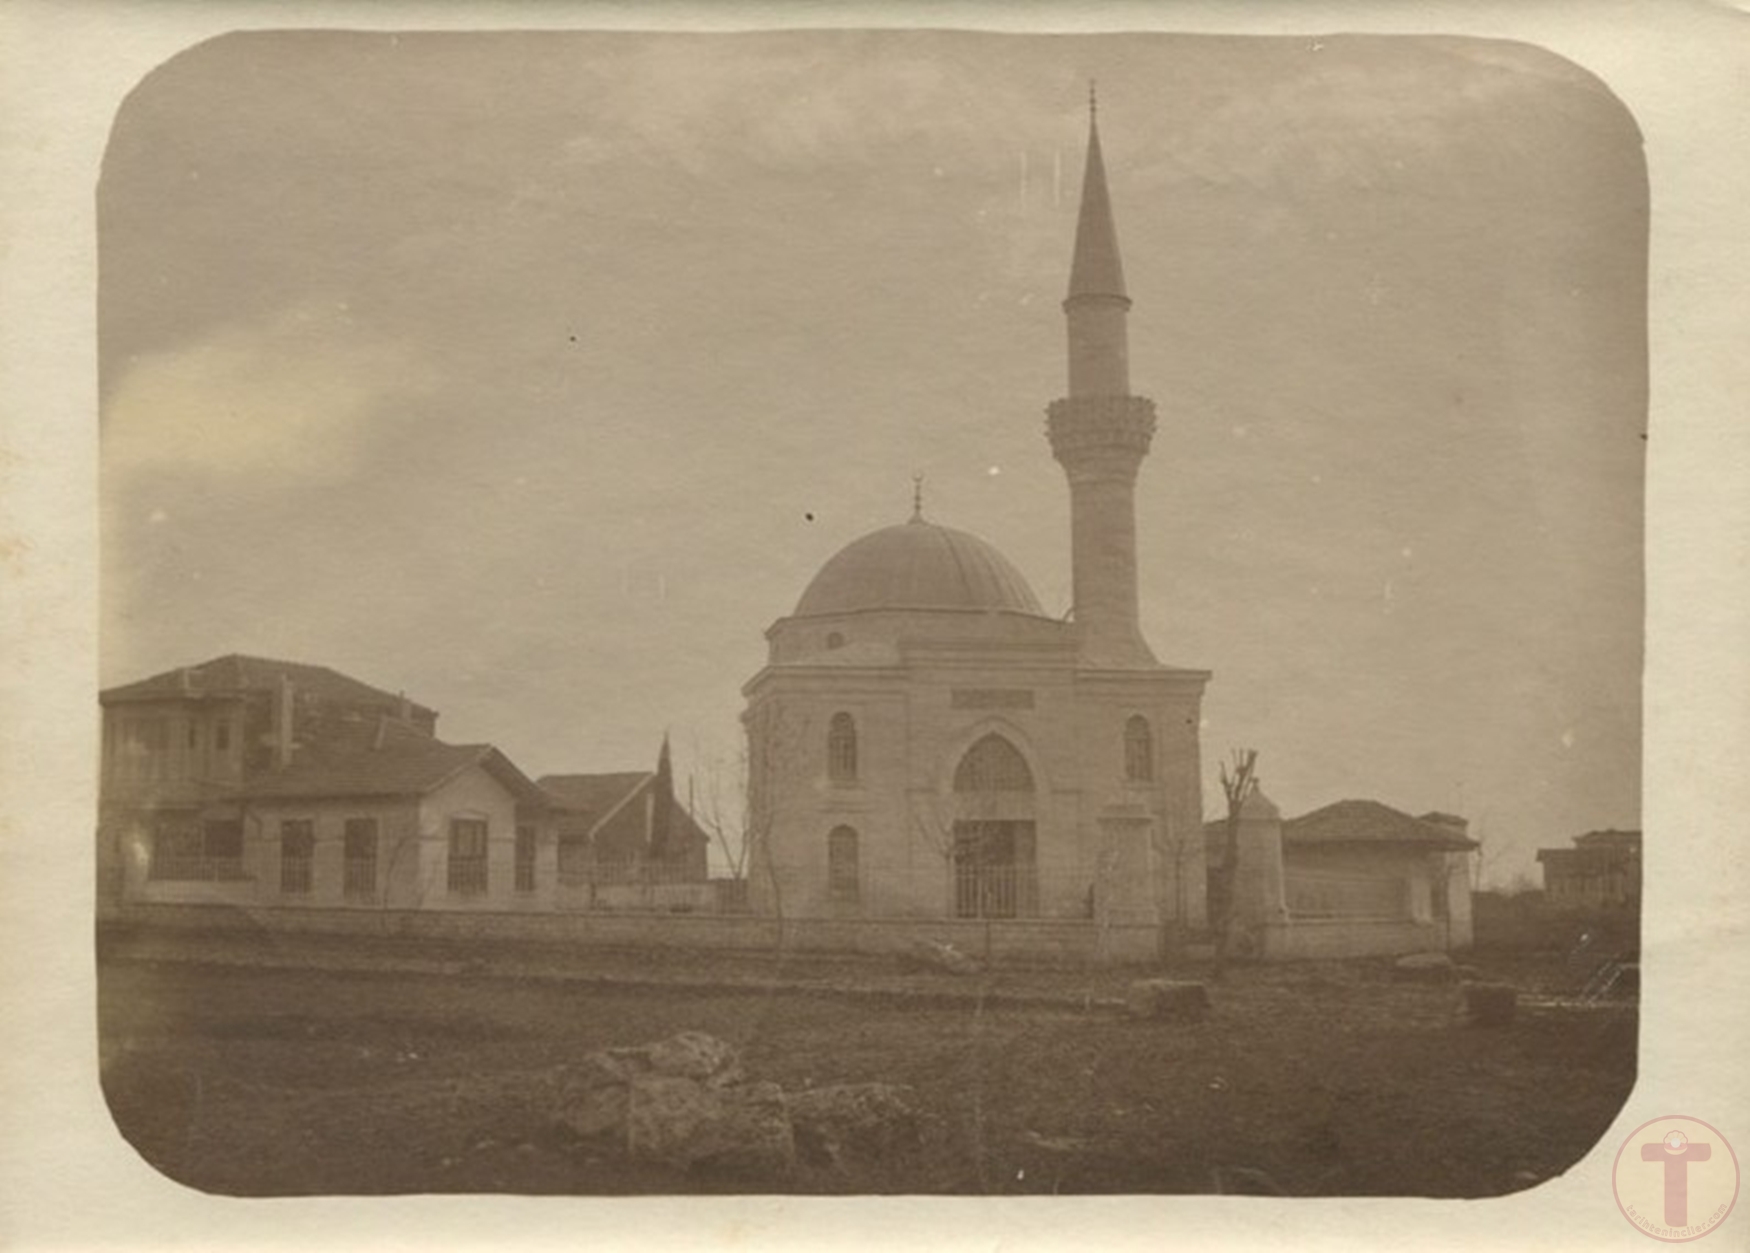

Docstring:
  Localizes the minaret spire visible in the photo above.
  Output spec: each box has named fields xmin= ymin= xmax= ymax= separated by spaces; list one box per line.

xmin=1045 ymin=93 xmax=1159 ymax=667
xmin=1064 ymin=91 xmax=1131 ymax=393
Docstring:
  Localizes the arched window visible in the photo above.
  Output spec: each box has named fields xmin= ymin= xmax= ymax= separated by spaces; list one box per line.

xmin=827 ymin=826 xmax=860 ymax=903
xmin=1124 ymin=715 xmax=1154 ymax=783
xmin=827 ymin=712 xmax=858 ymax=783
xmin=825 ymin=631 xmax=845 ymax=650
xmin=953 ymin=733 xmax=1034 ymax=793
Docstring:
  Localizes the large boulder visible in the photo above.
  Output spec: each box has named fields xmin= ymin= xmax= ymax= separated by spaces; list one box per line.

xmin=1126 ymin=979 xmax=1210 ymax=1021
xmin=550 ymin=1033 xmax=793 ymax=1178
xmin=786 ymin=1083 xmax=920 ymax=1168
xmin=626 ymin=1076 xmax=794 ymax=1176
xmin=625 ymin=1075 xmax=724 ymax=1165
xmin=689 ymin=1081 xmax=795 ymax=1177
xmin=552 ymin=1032 xmax=743 ymax=1144
xmin=603 ymin=1030 xmax=745 ymax=1086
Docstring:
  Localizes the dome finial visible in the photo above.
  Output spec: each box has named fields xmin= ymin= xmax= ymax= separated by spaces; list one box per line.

xmin=1089 ymin=78 xmax=1097 ymax=122
xmin=910 ymin=471 xmax=926 ymax=523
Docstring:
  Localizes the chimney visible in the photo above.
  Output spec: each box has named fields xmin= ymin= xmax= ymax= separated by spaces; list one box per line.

xmin=397 ymin=691 xmax=412 ymax=723
xmin=1419 ymin=811 xmax=1470 ymax=838
xmin=273 ymin=673 xmax=295 ymax=769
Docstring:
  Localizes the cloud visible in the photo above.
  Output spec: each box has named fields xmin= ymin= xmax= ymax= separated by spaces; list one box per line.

xmin=102 ymin=298 xmax=431 ymax=489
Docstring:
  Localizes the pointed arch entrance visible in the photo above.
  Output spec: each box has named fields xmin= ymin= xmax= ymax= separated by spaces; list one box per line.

xmin=951 ymin=733 xmax=1038 ymax=918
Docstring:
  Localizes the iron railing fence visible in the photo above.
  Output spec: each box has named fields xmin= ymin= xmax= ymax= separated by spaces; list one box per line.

xmin=147 ymin=855 xmax=247 ymax=883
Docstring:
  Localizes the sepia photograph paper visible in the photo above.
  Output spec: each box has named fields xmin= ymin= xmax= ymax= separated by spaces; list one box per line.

xmin=2 ymin=1 xmax=1747 ymax=1250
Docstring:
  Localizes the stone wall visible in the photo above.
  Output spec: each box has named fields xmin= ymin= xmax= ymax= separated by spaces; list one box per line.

xmin=107 ymin=900 xmax=1160 ymax=965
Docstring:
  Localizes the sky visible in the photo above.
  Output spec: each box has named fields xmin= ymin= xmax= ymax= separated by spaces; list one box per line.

xmin=96 ymin=29 xmax=1646 ymax=887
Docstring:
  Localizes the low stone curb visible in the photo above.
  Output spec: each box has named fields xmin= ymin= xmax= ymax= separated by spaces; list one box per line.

xmin=104 ymin=945 xmax=1134 ymax=1016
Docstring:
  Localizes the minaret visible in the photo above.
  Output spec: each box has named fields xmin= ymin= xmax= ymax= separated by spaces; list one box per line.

xmin=1046 ymin=89 xmax=1159 ymax=667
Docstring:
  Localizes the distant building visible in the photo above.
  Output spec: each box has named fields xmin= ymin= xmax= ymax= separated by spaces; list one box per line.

xmin=539 ymin=737 xmax=712 ymax=912
xmin=97 ymin=654 xmax=703 ymax=917
xmin=1536 ymin=829 xmax=1641 ymax=909
xmin=1207 ymin=797 xmax=1477 ymax=958
xmin=740 ymin=100 xmax=1209 ymax=961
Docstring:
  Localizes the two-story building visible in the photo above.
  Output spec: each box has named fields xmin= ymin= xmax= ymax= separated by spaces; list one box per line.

xmin=98 ymin=654 xmax=706 ymax=921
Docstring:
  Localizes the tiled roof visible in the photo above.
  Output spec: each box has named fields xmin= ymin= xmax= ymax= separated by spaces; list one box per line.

xmin=1574 ymin=828 xmax=1641 ymax=848
xmin=101 ymin=653 xmax=435 ymax=718
xmin=1282 ymin=800 xmax=1478 ymax=850
xmin=538 ymin=772 xmax=651 ymax=821
xmin=242 ymin=717 xmax=540 ymax=803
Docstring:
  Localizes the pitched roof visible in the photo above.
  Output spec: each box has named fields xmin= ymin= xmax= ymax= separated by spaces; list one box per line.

xmin=1282 ymin=800 xmax=1478 ymax=850
xmin=1574 ymin=828 xmax=1641 ymax=848
xmin=538 ymin=772 xmax=651 ymax=821
xmin=101 ymin=653 xmax=435 ymax=718
xmin=241 ymin=717 xmax=541 ymax=803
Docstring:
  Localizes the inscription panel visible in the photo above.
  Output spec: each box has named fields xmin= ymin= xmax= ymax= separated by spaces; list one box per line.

xmin=950 ymin=688 xmax=1035 ymax=710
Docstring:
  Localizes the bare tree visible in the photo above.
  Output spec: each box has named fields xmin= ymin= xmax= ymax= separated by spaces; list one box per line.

xmin=1149 ymin=806 xmax=1194 ymax=959
xmin=688 ymin=729 xmax=753 ymax=883
xmin=1209 ymin=747 xmax=1260 ymax=976
xmin=691 ymin=706 xmax=811 ymax=947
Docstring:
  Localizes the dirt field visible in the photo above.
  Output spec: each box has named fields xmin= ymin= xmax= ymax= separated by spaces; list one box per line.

xmin=97 ymin=938 xmax=1636 ymax=1197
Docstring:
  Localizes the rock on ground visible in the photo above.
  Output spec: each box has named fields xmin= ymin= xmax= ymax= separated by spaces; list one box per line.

xmin=899 ymin=939 xmax=982 ymax=976
xmin=688 ymin=1081 xmax=795 ymax=1177
xmin=786 ymin=1082 xmax=920 ymax=1168
xmin=602 ymin=1030 xmax=745 ymax=1086
xmin=548 ymin=1032 xmax=794 ymax=1178
xmin=1393 ymin=952 xmax=1457 ymax=983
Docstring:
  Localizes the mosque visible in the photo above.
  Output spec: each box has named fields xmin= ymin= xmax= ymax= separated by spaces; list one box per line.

xmin=97 ymin=99 xmax=1473 ymax=963
xmin=743 ymin=101 xmax=1212 ymax=959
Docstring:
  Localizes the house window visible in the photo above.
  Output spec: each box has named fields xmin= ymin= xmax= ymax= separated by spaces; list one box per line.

xmin=186 ymin=722 xmax=199 ymax=750
xmin=120 ymin=718 xmax=171 ymax=782
xmin=826 ymin=631 xmax=845 ymax=650
xmin=343 ymin=818 xmax=378 ymax=900
xmin=515 ymin=825 xmax=537 ymax=893
xmin=150 ymin=819 xmax=244 ymax=881
xmin=448 ymin=818 xmax=489 ymax=896
xmin=214 ymin=720 xmax=232 ymax=753
xmin=1123 ymin=715 xmax=1154 ymax=783
xmin=827 ymin=826 xmax=860 ymax=903
xmin=827 ymin=712 xmax=858 ymax=784
xmin=279 ymin=820 xmax=314 ymax=895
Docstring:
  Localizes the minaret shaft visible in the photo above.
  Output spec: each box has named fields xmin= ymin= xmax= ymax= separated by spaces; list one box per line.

xmin=1046 ymin=101 xmax=1157 ymax=668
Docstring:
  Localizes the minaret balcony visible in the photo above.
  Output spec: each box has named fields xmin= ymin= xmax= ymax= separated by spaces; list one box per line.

xmin=1045 ymin=394 xmax=1158 ymax=463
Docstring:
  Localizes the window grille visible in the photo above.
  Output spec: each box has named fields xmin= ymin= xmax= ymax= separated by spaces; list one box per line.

xmin=150 ymin=819 xmax=244 ymax=881
xmin=279 ymin=820 xmax=314 ymax=895
xmin=827 ymin=712 xmax=858 ymax=783
xmin=343 ymin=817 xmax=378 ymax=900
xmin=448 ymin=818 xmax=489 ymax=896
xmin=1123 ymin=715 xmax=1154 ymax=783
xmin=827 ymin=826 xmax=860 ymax=903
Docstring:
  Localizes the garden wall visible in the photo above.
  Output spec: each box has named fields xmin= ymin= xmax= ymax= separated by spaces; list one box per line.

xmin=105 ymin=901 xmax=1161 ymax=965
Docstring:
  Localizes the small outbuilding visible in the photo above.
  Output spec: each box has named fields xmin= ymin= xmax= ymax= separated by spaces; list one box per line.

xmin=1208 ymin=796 xmax=1478 ymax=959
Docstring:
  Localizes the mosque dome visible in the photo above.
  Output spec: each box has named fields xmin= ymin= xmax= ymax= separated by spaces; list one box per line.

xmin=794 ymin=518 xmax=1046 ymax=618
